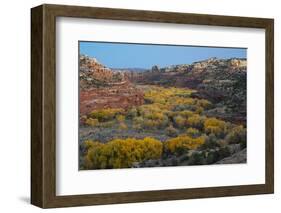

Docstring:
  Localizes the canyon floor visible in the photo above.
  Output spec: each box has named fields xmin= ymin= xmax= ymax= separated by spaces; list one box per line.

xmin=79 ymin=55 xmax=247 ymax=169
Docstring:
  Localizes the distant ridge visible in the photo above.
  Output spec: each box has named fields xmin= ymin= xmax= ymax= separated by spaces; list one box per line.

xmin=111 ymin=68 xmax=148 ymax=73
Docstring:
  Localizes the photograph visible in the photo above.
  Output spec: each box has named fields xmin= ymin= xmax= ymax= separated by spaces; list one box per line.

xmin=78 ymin=42 xmax=247 ymax=170
xmin=29 ymin=3 xmax=274 ymax=208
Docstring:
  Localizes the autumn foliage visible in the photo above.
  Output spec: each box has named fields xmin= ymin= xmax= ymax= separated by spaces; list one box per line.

xmin=89 ymin=108 xmax=124 ymax=122
xmin=80 ymin=86 xmax=246 ymax=169
xmin=83 ymin=137 xmax=163 ymax=169
xmin=165 ymin=135 xmax=206 ymax=154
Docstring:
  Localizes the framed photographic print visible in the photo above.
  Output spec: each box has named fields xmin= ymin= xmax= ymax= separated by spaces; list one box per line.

xmin=31 ymin=4 xmax=274 ymax=208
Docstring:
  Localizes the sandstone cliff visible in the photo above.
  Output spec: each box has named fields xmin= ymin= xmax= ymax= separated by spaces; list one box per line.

xmin=79 ymin=55 xmax=144 ymax=117
xmin=127 ymin=57 xmax=247 ymax=125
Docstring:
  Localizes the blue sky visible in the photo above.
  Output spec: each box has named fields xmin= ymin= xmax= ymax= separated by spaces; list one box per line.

xmin=79 ymin=41 xmax=246 ymax=69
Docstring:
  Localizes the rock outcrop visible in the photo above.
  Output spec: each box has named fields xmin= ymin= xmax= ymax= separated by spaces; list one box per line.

xmin=216 ymin=148 xmax=247 ymax=164
xmin=127 ymin=57 xmax=247 ymax=125
xmin=79 ymin=55 xmax=144 ymax=117
xmin=80 ymin=55 xmax=127 ymax=89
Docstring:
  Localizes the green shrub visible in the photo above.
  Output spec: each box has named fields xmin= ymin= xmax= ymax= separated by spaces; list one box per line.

xmin=195 ymin=106 xmax=204 ymax=114
xmin=189 ymin=152 xmax=205 ymax=165
xmin=204 ymin=117 xmax=227 ymax=137
xmin=116 ymin=115 xmax=125 ymax=123
xmin=217 ymin=147 xmax=231 ymax=159
xmin=225 ymin=125 xmax=246 ymax=145
xmin=240 ymin=140 xmax=247 ymax=149
xmin=200 ymin=133 xmax=220 ymax=149
xmin=165 ymin=125 xmax=179 ymax=137
xmin=98 ymin=120 xmax=115 ymax=128
xmin=186 ymin=127 xmax=200 ymax=138
xmin=165 ymin=135 xmax=206 ymax=155
xmin=178 ymin=110 xmax=193 ymax=118
xmin=127 ymin=107 xmax=138 ymax=118
xmin=186 ymin=114 xmax=205 ymax=129
xmin=205 ymin=151 xmax=219 ymax=164
xmin=89 ymin=108 xmax=124 ymax=122
xmin=196 ymin=99 xmax=212 ymax=109
xmin=173 ymin=115 xmax=186 ymax=128
xmin=85 ymin=118 xmax=99 ymax=127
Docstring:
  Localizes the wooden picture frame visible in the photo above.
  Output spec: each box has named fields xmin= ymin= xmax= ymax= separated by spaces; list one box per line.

xmin=31 ymin=4 xmax=274 ymax=208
